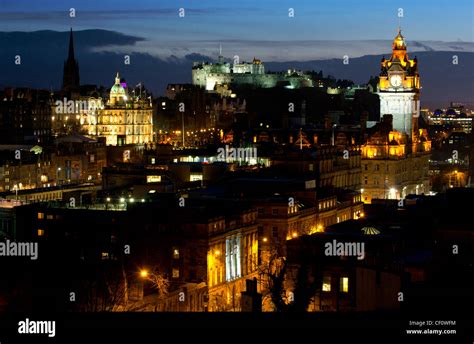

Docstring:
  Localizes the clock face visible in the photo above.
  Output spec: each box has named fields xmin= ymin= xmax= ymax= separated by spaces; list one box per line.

xmin=390 ymin=75 xmax=402 ymax=87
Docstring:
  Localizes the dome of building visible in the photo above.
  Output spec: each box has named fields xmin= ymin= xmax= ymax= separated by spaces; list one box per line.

xmin=111 ymin=73 xmax=125 ymax=95
xmin=109 ymin=72 xmax=128 ymax=105
xmin=393 ymin=29 xmax=406 ymax=50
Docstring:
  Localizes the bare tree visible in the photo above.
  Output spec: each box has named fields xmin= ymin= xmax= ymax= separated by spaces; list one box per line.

xmin=258 ymin=248 xmax=322 ymax=312
xmin=147 ymin=269 xmax=170 ymax=297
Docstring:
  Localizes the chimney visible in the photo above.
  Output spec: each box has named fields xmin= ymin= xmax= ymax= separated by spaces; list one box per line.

xmin=382 ymin=114 xmax=393 ymax=131
xmin=360 ymin=111 xmax=368 ymax=139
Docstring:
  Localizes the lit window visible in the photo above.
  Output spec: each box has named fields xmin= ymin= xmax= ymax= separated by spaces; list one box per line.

xmin=46 ymin=214 xmax=54 ymax=220
xmin=37 ymin=229 xmax=44 ymax=237
xmin=101 ymin=252 xmax=109 ymax=260
xmin=37 ymin=212 xmax=45 ymax=220
xmin=172 ymin=268 xmax=180 ymax=278
xmin=173 ymin=248 xmax=180 ymax=259
xmin=340 ymin=277 xmax=349 ymax=293
xmin=322 ymin=276 xmax=331 ymax=291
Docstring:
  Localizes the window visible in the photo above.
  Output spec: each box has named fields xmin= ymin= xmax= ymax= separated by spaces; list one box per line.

xmin=375 ymin=164 xmax=379 ymax=171
xmin=225 ymin=236 xmax=241 ymax=281
xmin=101 ymin=252 xmax=109 ymax=260
xmin=322 ymin=276 xmax=331 ymax=292
xmin=46 ymin=214 xmax=54 ymax=220
xmin=340 ymin=277 xmax=349 ymax=293
xmin=364 ymin=177 xmax=368 ymax=185
xmin=257 ymin=208 xmax=264 ymax=215
xmin=272 ymin=227 xmax=278 ymax=238
xmin=173 ymin=247 xmax=180 ymax=259
xmin=172 ymin=268 xmax=180 ymax=278
xmin=272 ymin=208 xmax=278 ymax=215
xmin=364 ymin=164 xmax=368 ymax=171
xmin=37 ymin=212 xmax=45 ymax=220
xmin=37 ymin=229 xmax=44 ymax=237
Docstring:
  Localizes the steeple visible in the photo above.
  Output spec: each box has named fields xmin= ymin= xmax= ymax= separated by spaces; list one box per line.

xmin=392 ymin=28 xmax=406 ymax=51
xmin=68 ymin=28 xmax=75 ymax=61
xmin=218 ymin=44 xmax=224 ymax=64
xmin=62 ymin=28 xmax=80 ymax=93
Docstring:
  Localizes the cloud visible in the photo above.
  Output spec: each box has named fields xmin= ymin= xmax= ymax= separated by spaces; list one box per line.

xmin=91 ymin=38 xmax=474 ymax=62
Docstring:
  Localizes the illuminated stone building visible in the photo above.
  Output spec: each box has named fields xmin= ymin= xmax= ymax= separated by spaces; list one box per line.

xmin=378 ymin=29 xmax=420 ymax=140
xmin=80 ymin=73 xmax=154 ymax=146
xmin=361 ymin=29 xmax=431 ymax=203
xmin=192 ymin=53 xmax=313 ymax=91
xmin=361 ymin=116 xmax=431 ymax=203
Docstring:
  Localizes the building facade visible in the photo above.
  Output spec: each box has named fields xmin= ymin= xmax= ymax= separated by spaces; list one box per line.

xmin=78 ymin=73 xmax=154 ymax=146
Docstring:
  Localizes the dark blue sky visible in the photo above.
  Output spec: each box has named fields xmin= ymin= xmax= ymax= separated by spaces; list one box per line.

xmin=0 ymin=0 xmax=472 ymax=42
xmin=1 ymin=0 xmax=473 ymax=62
xmin=0 ymin=0 xmax=472 ymax=105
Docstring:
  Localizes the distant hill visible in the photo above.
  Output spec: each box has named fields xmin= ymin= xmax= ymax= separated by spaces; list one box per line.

xmin=0 ymin=30 xmax=472 ymax=108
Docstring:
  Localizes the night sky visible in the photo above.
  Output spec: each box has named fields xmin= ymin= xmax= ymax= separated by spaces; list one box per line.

xmin=0 ymin=0 xmax=472 ymax=61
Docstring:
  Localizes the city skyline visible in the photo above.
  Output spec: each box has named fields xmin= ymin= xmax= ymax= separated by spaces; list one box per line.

xmin=0 ymin=1 xmax=472 ymax=338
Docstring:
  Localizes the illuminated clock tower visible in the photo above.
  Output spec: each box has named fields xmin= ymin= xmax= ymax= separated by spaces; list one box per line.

xmin=378 ymin=29 xmax=420 ymax=139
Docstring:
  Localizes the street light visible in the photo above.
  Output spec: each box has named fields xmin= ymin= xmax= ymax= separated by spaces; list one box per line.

xmin=332 ymin=124 xmax=337 ymax=146
xmin=139 ymin=269 xmax=148 ymax=278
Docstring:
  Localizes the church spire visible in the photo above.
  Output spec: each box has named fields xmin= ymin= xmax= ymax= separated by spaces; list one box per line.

xmin=62 ymin=28 xmax=80 ymax=93
xmin=68 ymin=27 xmax=75 ymax=61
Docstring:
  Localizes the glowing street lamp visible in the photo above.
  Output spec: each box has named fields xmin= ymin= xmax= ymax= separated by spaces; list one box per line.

xmin=139 ymin=269 xmax=148 ymax=278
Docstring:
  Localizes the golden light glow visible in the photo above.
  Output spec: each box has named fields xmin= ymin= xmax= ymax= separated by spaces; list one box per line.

xmin=292 ymin=232 xmax=297 ymax=238
xmin=139 ymin=269 xmax=148 ymax=278
xmin=262 ymin=237 xmax=268 ymax=242
xmin=214 ymin=249 xmax=221 ymax=256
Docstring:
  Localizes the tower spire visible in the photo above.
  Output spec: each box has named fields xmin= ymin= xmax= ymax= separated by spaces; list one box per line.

xmin=62 ymin=28 xmax=80 ymax=92
xmin=218 ymin=44 xmax=224 ymax=64
xmin=68 ymin=28 xmax=75 ymax=60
